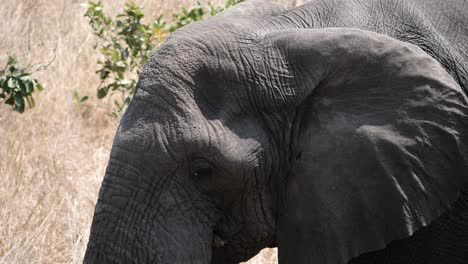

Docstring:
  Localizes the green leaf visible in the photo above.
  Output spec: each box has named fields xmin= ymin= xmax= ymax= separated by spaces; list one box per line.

xmin=19 ymin=75 xmax=34 ymax=82
xmin=118 ymin=79 xmax=131 ymax=86
xmin=113 ymin=99 xmax=121 ymax=109
xmin=8 ymin=65 xmax=19 ymax=74
xmin=7 ymin=56 xmax=17 ymax=66
xmin=0 ymin=78 xmax=6 ymax=89
xmin=25 ymin=80 xmax=34 ymax=93
xmin=99 ymin=69 xmax=110 ymax=79
xmin=72 ymin=90 xmax=80 ymax=101
xmin=225 ymin=0 xmax=244 ymax=8
xmin=36 ymin=83 xmax=44 ymax=91
xmin=26 ymin=96 xmax=36 ymax=108
xmin=18 ymin=80 xmax=27 ymax=95
xmin=7 ymin=77 xmax=15 ymax=88
xmin=123 ymin=96 xmax=132 ymax=106
xmin=5 ymin=95 xmax=14 ymax=105
xmin=111 ymin=48 xmax=120 ymax=61
xmin=72 ymin=90 xmax=89 ymax=103
xmin=97 ymin=87 xmax=109 ymax=99
xmin=13 ymin=93 xmax=25 ymax=113
xmin=80 ymin=96 xmax=89 ymax=103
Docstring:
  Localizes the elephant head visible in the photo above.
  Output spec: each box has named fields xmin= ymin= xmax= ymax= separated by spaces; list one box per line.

xmin=84 ymin=0 xmax=468 ymax=263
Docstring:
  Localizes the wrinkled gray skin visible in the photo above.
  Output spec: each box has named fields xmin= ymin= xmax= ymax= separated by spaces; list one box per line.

xmin=84 ymin=0 xmax=468 ymax=263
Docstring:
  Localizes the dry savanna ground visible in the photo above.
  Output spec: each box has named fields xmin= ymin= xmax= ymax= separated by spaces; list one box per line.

xmin=0 ymin=0 xmax=305 ymax=263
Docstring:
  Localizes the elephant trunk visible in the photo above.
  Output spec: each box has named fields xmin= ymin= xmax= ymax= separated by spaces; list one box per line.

xmin=84 ymin=155 xmax=216 ymax=264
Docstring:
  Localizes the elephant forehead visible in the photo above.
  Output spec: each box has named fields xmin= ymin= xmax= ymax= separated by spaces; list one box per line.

xmin=116 ymin=108 xmax=263 ymax=168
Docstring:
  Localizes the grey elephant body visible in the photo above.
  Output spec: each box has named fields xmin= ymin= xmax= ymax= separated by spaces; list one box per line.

xmin=85 ymin=0 xmax=468 ymax=263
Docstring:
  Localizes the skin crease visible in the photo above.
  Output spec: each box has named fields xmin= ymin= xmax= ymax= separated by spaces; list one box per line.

xmin=84 ymin=0 xmax=468 ymax=263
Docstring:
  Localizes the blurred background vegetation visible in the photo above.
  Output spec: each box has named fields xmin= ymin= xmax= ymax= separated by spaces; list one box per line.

xmin=0 ymin=0 xmax=302 ymax=263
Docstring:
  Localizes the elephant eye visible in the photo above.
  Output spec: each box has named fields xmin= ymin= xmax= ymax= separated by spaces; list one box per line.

xmin=192 ymin=167 xmax=213 ymax=178
xmin=190 ymin=159 xmax=217 ymax=194
xmin=190 ymin=159 xmax=214 ymax=179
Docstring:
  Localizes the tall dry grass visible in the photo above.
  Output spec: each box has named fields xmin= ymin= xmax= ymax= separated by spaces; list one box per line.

xmin=0 ymin=0 xmax=305 ymax=263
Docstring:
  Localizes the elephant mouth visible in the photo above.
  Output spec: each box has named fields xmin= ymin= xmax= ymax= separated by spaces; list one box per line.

xmin=210 ymin=228 xmax=276 ymax=263
xmin=212 ymin=232 xmax=226 ymax=248
xmin=211 ymin=229 xmax=244 ymax=263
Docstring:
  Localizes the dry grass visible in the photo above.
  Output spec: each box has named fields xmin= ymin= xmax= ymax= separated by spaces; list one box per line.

xmin=0 ymin=0 xmax=311 ymax=263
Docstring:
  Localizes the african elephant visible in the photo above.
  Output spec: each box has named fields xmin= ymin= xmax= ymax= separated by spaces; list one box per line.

xmin=84 ymin=0 xmax=468 ymax=263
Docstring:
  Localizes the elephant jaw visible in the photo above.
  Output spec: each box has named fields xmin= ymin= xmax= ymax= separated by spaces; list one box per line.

xmin=210 ymin=228 xmax=277 ymax=264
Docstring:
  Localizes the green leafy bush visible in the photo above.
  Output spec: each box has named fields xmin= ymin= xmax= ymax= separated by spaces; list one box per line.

xmin=85 ymin=0 xmax=243 ymax=116
xmin=0 ymin=56 xmax=46 ymax=113
xmin=168 ymin=2 xmax=206 ymax=32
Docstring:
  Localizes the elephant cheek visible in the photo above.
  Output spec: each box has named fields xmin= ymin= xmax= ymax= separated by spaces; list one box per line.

xmin=84 ymin=169 xmax=216 ymax=263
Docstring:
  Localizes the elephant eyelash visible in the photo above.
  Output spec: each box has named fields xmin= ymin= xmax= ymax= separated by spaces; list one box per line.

xmin=189 ymin=158 xmax=214 ymax=176
xmin=189 ymin=152 xmax=233 ymax=179
xmin=192 ymin=167 xmax=214 ymax=178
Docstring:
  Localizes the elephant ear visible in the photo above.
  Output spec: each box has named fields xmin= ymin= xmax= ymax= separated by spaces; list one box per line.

xmin=265 ymin=28 xmax=468 ymax=263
